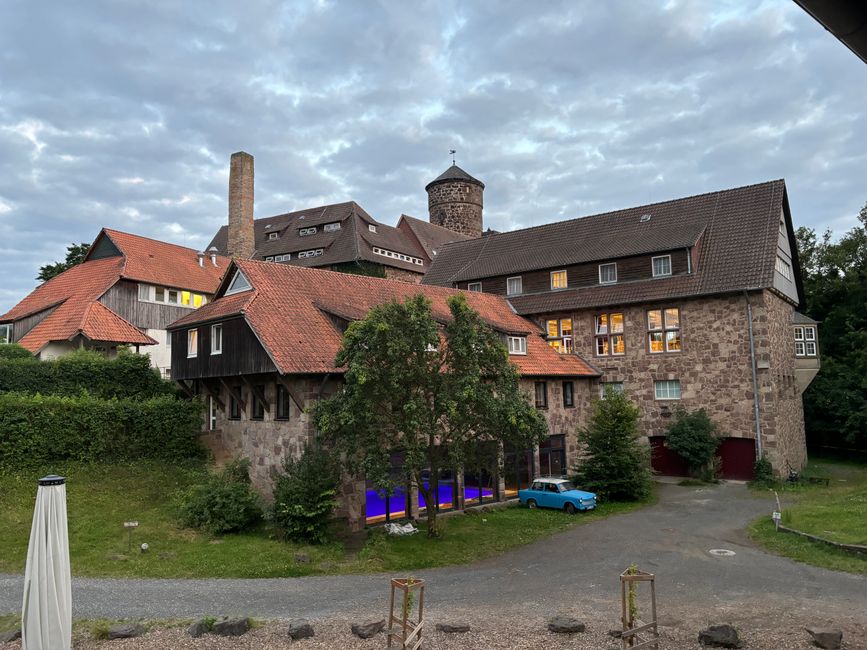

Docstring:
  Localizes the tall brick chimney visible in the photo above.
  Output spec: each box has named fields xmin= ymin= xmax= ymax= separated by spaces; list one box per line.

xmin=227 ymin=151 xmax=255 ymax=258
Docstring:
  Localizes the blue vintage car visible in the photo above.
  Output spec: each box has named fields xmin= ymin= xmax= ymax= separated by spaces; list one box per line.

xmin=518 ymin=477 xmax=597 ymax=513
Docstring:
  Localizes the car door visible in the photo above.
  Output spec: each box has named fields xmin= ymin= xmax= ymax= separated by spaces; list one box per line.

xmin=543 ymin=482 xmax=560 ymax=508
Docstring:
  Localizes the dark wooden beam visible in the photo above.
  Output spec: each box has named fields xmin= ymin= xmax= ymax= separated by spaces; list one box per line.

xmin=175 ymin=380 xmax=196 ymax=399
xmin=242 ymin=377 xmax=270 ymax=413
xmin=275 ymin=375 xmax=305 ymax=413
xmin=219 ymin=378 xmax=247 ymax=413
xmin=200 ymin=380 xmax=225 ymax=412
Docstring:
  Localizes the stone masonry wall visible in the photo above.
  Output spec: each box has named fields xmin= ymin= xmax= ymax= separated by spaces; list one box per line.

xmin=383 ymin=266 xmax=424 ymax=284
xmin=227 ymin=151 xmax=255 ymax=259
xmin=427 ymin=180 xmax=483 ymax=238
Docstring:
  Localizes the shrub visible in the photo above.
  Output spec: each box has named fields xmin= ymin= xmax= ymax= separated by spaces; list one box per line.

xmin=751 ymin=455 xmax=776 ymax=487
xmin=179 ymin=458 xmax=262 ymax=535
xmin=0 ymin=349 xmax=174 ymax=399
xmin=570 ymin=388 xmax=653 ymax=501
xmin=271 ymin=445 xmax=340 ymax=544
xmin=0 ymin=343 xmax=33 ymax=359
xmin=0 ymin=392 xmax=204 ymax=466
xmin=665 ymin=408 xmax=722 ymax=480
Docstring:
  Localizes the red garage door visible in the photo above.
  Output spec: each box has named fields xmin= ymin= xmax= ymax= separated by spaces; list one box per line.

xmin=649 ymin=436 xmax=690 ymax=477
xmin=717 ymin=438 xmax=756 ymax=480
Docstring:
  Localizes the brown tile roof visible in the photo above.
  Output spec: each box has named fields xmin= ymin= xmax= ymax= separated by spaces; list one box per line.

xmin=425 ymin=164 xmax=485 ymax=190
xmin=169 ymin=260 xmax=599 ymax=378
xmin=207 ymin=202 xmax=431 ymax=274
xmin=103 ymin=229 xmax=229 ymax=293
xmin=397 ymin=214 xmax=473 ymax=261
xmin=424 ymin=179 xmax=792 ymax=311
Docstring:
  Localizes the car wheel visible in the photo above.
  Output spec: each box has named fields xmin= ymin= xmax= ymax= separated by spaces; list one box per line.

xmin=564 ymin=502 xmax=577 ymax=515
xmin=527 ymin=499 xmax=537 ymax=509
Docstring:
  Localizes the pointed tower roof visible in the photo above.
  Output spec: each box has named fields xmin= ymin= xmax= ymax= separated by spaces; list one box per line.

xmin=425 ymin=164 xmax=485 ymax=190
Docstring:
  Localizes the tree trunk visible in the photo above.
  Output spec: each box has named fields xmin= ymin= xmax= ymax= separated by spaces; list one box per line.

xmin=417 ymin=468 xmax=440 ymax=538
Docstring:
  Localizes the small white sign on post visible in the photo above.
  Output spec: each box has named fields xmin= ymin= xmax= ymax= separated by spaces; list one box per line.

xmin=123 ymin=521 xmax=139 ymax=529
xmin=772 ymin=511 xmax=782 ymax=531
xmin=123 ymin=521 xmax=139 ymax=553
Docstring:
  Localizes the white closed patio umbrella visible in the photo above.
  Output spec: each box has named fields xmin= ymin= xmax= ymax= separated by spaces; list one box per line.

xmin=22 ymin=475 xmax=72 ymax=650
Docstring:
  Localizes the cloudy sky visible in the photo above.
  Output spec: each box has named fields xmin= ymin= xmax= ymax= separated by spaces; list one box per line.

xmin=1 ymin=0 xmax=865 ymax=312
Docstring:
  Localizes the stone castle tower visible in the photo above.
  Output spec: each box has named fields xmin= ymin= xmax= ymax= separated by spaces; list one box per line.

xmin=425 ymin=164 xmax=484 ymax=238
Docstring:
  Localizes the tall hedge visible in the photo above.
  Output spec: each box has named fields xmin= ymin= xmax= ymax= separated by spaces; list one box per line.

xmin=0 ymin=349 xmax=174 ymax=399
xmin=0 ymin=392 xmax=205 ymax=466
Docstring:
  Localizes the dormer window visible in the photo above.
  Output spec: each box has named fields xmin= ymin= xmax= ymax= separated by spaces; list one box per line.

xmin=599 ymin=263 xmax=617 ymax=284
xmin=299 ymin=226 xmax=317 ymax=236
xmin=323 ymin=222 xmax=341 ymax=232
xmin=225 ymin=270 xmax=252 ymax=295
xmin=652 ymin=255 xmax=672 ymax=277
xmin=268 ymin=232 xmax=279 ymax=241
xmin=298 ymin=249 xmax=324 ymax=258
xmin=368 ymin=224 xmax=377 ymax=233
xmin=507 ymin=336 xmax=527 ymax=355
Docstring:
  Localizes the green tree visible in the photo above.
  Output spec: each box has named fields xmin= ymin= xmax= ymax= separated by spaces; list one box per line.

xmin=271 ymin=444 xmax=340 ymax=544
xmin=570 ymin=388 xmax=652 ymax=501
xmin=312 ymin=293 xmax=547 ymax=537
xmin=37 ymin=242 xmax=90 ymax=282
xmin=796 ymin=204 xmax=867 ymax=451
xmin=665 ymin=408 xmax=721 ymax=480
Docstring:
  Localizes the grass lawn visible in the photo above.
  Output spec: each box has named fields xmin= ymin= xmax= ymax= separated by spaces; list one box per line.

xmin=0 ymin=461 xmax=653 ymax=579
xmin=747 ymin=459 xmax=867 ymax=576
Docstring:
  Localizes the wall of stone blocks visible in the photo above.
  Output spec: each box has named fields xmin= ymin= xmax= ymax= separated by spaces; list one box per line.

xmin=427 ymin=181 xmax=484 ymax=238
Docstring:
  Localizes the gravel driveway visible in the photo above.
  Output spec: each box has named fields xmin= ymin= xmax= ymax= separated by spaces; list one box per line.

xmin=1 ymin=481 xmax=865 ymax=647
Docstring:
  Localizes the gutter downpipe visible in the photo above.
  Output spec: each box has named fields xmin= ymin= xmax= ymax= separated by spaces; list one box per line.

xmin=744 ymin=291 xmax=763 ymax=460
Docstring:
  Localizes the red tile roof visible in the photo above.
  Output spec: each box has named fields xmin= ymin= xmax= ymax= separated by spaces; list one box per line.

xmin=170 ymin=260 xmax=599 ymax=378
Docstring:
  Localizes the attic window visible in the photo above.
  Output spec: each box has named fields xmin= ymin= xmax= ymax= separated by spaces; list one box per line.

xmin=225 ymin=270 xmax=252 ymax=295
xmin=640 ymin=214 xmax=652 ymax=223
xmin=299 ymin=227 xmax=317 ymax=236
xmin=265 ymin=256 xmax=274 ymax=262
xmin=507 ymin=336 xmax=527 ymax=355
xmin=368 ymin=224 xmax=377 ymax=233
xmin=268 ymin=232 xmax=279 ymax=240
xmin=323 ymin=222 xmax=341 ymax=232
xmin=298 ymin=249 xmax=324 ymax=258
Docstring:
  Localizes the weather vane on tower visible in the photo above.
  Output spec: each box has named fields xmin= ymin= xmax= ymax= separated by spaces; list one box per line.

xmin=450 ymin=149 xmax=456 ymax=165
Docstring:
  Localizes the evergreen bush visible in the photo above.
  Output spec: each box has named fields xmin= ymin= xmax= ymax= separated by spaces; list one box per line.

xmin=271 ymin=445 xmax=340 ymax=544
xmin=665 ymin=408 xmax=722 ymax=480
xmin=0 ymin=343 xmax=33 ymax=359
xmin=751 ymin=455 xmax=776 ymax=486
xmin=570 ymin=388 xmax=653 ymax=501
xmin=179 ymin=458 xmax=262 ymax=535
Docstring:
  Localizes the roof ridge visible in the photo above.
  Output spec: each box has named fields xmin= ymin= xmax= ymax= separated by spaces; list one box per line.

xmin=103 ymin=227 xmax=225 ymax=256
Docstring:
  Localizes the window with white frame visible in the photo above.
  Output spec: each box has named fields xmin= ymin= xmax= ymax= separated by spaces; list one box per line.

xmin=138 ymin=283 xmax=206 ymax=309
xmin=654 ymin=379 xmax=681 ymax=400
xmin=507 ymin=336 xmax=527 ymax=355
xmin=187 ymin=329 xmax=198 ymax=358
xmin=467 ymin=282 xmax=482 ymax=292
xmin=648 ymin=308 xmax=681 ymax=353
xmin=298 ymin=249 xmax=323 ymax=258
xmin=652 ymin=255 xmax=672 ymax=277
xmin=268 ymin=232 xmax=279 ymax=240
xmin=226 ymin=270 xmax=252 ymax=295
xmin=371 ymin=246 xmax=424 ymax=266
xmin=595 ymin=313 xmax=624 ymax=356
xmin=368 ymin=224 xmax=377 ymax=233
xmin=794 ymin=326 xmax=817 ymax=357
xmin=775 ymin=255 xmax=791 ymax=280
xmin=600 ymin=381 xmax=625 ymax=399
xmin=546 ymin=318 xmax=573 ymax=354
xmin=324 ymin=222 xmax=341 ymax=232
xmin=299 ymin=226 xmax=317 ymax=236
xmin=507 ymin=276 xmax=523 ymax=296
xmin=265 ymin=256 xmax=274 ymax=261
xmin=598 ymin=263 xmax=617 ymax=284
xmin=550 ymin=270 xmax=567 ymax=290
xmin=211 ymin=324 xmax=222 ymax=355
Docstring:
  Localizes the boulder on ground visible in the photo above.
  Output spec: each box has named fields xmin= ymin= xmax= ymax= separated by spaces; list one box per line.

xmin=0 ymin=629 xmax=22 ymax=643
xmin=608 ymin=629 xmax=623 ymax=638
xmin=436 ymin=622 xmax=471 ymax=634
xmin=212 ymin=617 xmax=250 ymax=637
xmin=288 ymin=620 xmax=315 ymax=640
xmin=351 ymin=619 xmax=385 ymax=639
xmin=698 ymin=624 xmax=741 ymax=648
xmin=806 ymin=626 xmax=843 ymax=650
xmin=107 ymin=623 xmax=146 ymax=639
xmin=547 ymin=616 xmax=586 ymax=633
xmin=186 ymin=620 xmax=210 ymax=638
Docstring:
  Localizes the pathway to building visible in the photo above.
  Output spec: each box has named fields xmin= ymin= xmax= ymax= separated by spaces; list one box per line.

xmin=1 ymin=481 xmax=865 ymax=633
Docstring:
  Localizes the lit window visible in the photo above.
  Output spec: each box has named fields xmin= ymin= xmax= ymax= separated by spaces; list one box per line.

xmin=648 ymin=308 xmax=681 ymax=353
xmin=507 ymin=336 xmax=527 ymax=355
xmin=181 ymin=290 xmax=191 ymax=306
xmin=193 ymin=294 xmax=204 ymax=308
xmin=268 ymin=232 xmax=279 ymax=240
xmin=775 ymin=255 xmax=791 ymax=280
xmin=550 ymin=270 xmax=567 ymax=290
xmin=652 ymin=255 xmax=672 ymax=277
xmin=211 ymin=324 xmax=222 ymax=355
xmin=563 ymin=381 xmax=574 ymax=408
xmin=654 ymin=380 xmax=681 ymax=400
xmin=187 ymin=329 xmax=198 ymax=358
xmin=595 ymin=313 xmax=625 ymax=356
xmin=467 ymin=282 xmax=482 ymax=292
xmin=600 ymin=382 xmax=625 ymax=399
xmin=507 ymin=276 xmax=522 ymax=296
xmin=546 ymin=318 xmax=573 ymax=354
xmin=534 ymin=381 xmax=548 ymax=408
xmin=795 ymin=326 xmax=817 ymax=357
xmin=598 ymin=263 xmax=617 ymax=284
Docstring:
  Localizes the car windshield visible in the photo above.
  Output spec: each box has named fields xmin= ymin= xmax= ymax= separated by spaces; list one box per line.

xmin=558 ymin=482 xmax=576 ymax=493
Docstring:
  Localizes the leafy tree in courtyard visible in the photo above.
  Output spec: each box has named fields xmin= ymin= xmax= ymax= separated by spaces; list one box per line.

xmin=37 ymin=242 xmax=90 ymax=282
xmin=312 ymin=293 xmax=548 ymax=537
xmin=271 ymin=444 xmax=340 ymax=544
xmin=570 ymin=387 xmax=652 ymax=501
xmin=665 ymin=408 xmax=721 ymax=480
xmin=795 ymin=204 xmax=867 ymax=453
